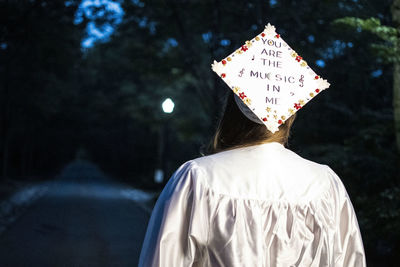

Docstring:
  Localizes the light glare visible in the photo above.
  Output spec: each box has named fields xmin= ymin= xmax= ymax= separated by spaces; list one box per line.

xmin=162 ymin=98 xmax=175 ymax=113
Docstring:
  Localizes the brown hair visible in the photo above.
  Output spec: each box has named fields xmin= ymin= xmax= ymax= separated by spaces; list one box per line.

xmin=204 ymin=90 xmax=296 ymax=155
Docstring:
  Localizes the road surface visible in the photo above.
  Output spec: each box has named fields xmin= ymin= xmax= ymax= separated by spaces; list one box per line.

xmin=0 ymin=160 xmax=152 ymax=267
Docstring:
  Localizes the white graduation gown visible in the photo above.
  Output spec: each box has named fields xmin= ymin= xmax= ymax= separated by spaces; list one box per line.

xmin=138 ymin=142 xmax=366 ymax=267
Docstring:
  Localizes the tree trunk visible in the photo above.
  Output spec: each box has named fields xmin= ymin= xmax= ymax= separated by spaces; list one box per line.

xmin=394 ymin=64 xmax=400 ymax=153
xmin=211 ymin=0 xmax=222 ymax=128
xmin=2 ymin=131 xmax=10 ymax=180
xmin=21 ymin=124 xmax=31 ymax=178
xmin=392 ymin=0 xmax=400 ymax=153
xmin=1 ymin=47 xmax=10 ymax=181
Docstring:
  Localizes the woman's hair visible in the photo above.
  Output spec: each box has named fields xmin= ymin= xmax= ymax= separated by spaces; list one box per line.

xmin=204 ymin=90 xmax=296 ymax=155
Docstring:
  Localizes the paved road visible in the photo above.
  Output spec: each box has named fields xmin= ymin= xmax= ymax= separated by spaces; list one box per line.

xmin=0 ymin=160 xmax=151 ymax=267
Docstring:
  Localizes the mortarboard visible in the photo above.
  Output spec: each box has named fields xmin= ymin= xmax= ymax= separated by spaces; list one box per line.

xmin=211 ymin=23 xmax=330 ymax=133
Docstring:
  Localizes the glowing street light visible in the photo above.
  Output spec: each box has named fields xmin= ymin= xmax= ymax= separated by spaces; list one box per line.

xmin=162 ymin=98 xmax=175 ymax=113
xmin=155 ymin=98 xmax=175 ymax=184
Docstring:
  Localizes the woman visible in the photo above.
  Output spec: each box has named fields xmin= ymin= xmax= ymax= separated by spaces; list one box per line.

xmin=138 ymin=91 xmax=367 ymax=266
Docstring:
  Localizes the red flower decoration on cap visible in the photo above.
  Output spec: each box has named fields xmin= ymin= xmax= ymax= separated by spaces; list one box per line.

xmin=221 ymin=73 xmax=226 ymax=78
xmin=262 ymin=117 xmax=267 ymax=122
xmin=315 ymin=88 xmax=320 ymax=93
xmin=239 ymin=92 xmax=246 ymax=99
xmin=278 ymin=120 xmax=283 ymax=124
xmin=314 ymin=75 xmax=319 ymax=80
xmin=241 ymin=45 xmax=248 ymax=52
xmin=275 ymin=34 xmax=280 ymax=38
xmin=294 ymin=103 xmax=302 ymax=110
xmin=295 ymin=56 xmax=302 ymax=62
xmin=261 ymin=33 xmax=266 ymax=37
xmin=222 ymin=59 xmax=227 ymax=65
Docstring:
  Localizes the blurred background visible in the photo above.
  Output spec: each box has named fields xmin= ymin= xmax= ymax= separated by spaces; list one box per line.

xmin=0 ymin=0 xmax=399 ymax=266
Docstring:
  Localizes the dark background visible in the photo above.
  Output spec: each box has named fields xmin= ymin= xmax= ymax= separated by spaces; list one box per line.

xmin=1 ymin=0 xmax=399 ymax=265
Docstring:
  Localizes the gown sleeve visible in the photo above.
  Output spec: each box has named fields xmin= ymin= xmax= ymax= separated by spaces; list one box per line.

xmin=138 ymin=160 xmax=209 ymax=267
xmin=326 ymin=166 xmax=367 ymax=267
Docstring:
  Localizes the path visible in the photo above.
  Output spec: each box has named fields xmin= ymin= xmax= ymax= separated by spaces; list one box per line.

xmin=0 ymin=160 xmax=153 ymax=267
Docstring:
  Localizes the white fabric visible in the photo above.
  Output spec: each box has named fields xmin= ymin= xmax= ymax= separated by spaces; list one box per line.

xmin=138 ymin=142 xmax=367 ymax=267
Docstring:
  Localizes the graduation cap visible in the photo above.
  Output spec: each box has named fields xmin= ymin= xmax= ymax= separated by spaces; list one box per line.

xmin=211 ymin=23 xmax=330 ymax=133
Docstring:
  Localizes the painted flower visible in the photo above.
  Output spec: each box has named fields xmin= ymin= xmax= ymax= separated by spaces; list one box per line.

xmin=300 ymin=61 xmax=307 ymax=67
xmin=291 ymin=52 xmax=297 ymax=58
xmin=298 ymin=99 xmax=305 ymax=105
xmin=233 ymin=86 xmax=240 ymax=93
xmin=278 ymin=120 xmax=283 ymax=124
xmin=245 ymin=40 xmax=252 ymax=47
xmin=309 ymin=92 xmax=315 ymax=97
xmin=239 ymin=92 xmax=246 ymax=99
xmin=294 ymin=103 xmax=302 ymax=110
xmin=227 ymin=57 xmax=232 ymax=61
xmin=295 ymin=55 xmax=302 ymax=62
xmin=222 ymin=59 xmax=227 ymax=65
xmin=281 ymin=115 xmax=286 ymax=120
xmin=314 ymin=75 xmax=319 ymax=80
xmin=288 ymin=108 xmax=295 ymax=115
xmin=255 ymin=36 xmax=260 ymax=41
xmin=266 ymin=107 xmax=271 ymax=112
xmin=221 ymin=73 xmax=226 ymax=78
xmin=245 ymin=98 xmax=252 ymax=105
xmin=275 ymin=34 xmax=280 ymax=38
xmin=261 ymin=33 xmax=266 ymax=37
xmin=315 ymin=88 xmax=320 ymax=93
xmin=262 ymin=117 xmax=267 ymax=121
xmin=241 ymin=45 xmax=248 ymax=52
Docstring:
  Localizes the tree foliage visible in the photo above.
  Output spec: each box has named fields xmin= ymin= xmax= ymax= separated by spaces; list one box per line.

xmin=333 ymin=17 xmax=399 ymax=62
